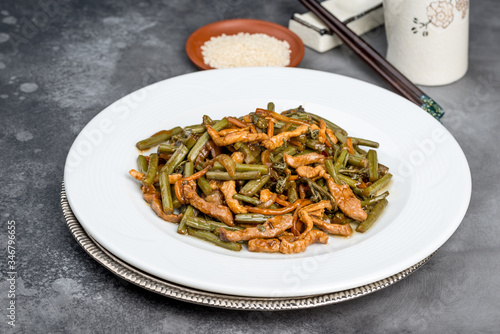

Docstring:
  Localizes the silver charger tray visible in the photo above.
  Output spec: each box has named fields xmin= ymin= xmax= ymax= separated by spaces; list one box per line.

xmin=61 ymin=182 xmax=433 ymax=311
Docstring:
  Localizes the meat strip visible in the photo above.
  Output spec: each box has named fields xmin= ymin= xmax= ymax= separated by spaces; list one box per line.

xmin=218 ymin=127 xmax=250 ymax=136
xmin=206 ymin=125 xmax=268 ymax=146
xmin=279 ymin=230 xmax=329 ymax=254
xmin=129 ymin=169 xmax=144 ymax=181
xmin=209 ymin=180 xmax=221 ymax=190
xmin=261 ymin=124 xmax=309 ymax=150
xmin=283 ymin=152 xmax=325 ymax=169
xmin=182 ymin=181 xmax=234 ymax=226
xmin=298 ymin=200 xmax=333 ymax=237
xmin=219 ymin=215 xmax=293 ymax=242
xmin=324 ymin=175 xmax=367 ymax=221
xmin=231 ymin=151 xmax=244 ymax=164
xmin=248 ymin=238 xmax=281 ymax=253
xmin=204 ymin=189 xmax=225 ymax=206
xmin=141 ymin=185 xmax=182 ymax=223
xmin=295 ymin=165 xmax=326 ymax=178
xmin=248 ymin=230 xmax=329 ymax=254
xmin=308 ymin=210 xmax=324 ymax=218
xmin=220 ymin=180 xmax=247 ymax=214
xmin=259 ymin=188 xmax=274 ymax=203
xmin=129 ymin=169 xmax=162 ymax=184
xmin=168 ymin=173 xmax=183 ymax=184
xmin=312 ymin=217 xmax=353 ymax=236
xmin=129 ymin=169 xmax=182 ymax=185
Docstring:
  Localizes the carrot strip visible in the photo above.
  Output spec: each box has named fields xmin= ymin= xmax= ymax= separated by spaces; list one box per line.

xmin=319 ymin=120 xmax=331 ymax=147
xmin=255 ymin=108 xmax=310 ymax=126
xmin=267 ymin=118 xmax=275 ymax=138
xmin=246 ymin=199 xmax=304 ymax=215
xmin=346 ymin=137 xmax=354 ymax=154
xmin=227 ymin=116 xmax=248 ymax=128
xmin=326 ymin=128 xmax=338 ymax=144
xmin=319 ymin=120 xmax=328 ymax=144
xmin=182 ymin=165 xmax=211 ymax=182
xmin=175 ymin=180 xmax=187 ymax=204
xmin=275 ymin=197 xmax=290 ymax=207
xmin=319 ymin=120 xmax=326 ymax=135
xmin=276 ymin=122 xmax=292 ymax=135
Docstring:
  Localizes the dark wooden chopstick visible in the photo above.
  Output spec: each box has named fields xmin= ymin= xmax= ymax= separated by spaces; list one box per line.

xmin=298 ymin=0 xmax=444 ymax=120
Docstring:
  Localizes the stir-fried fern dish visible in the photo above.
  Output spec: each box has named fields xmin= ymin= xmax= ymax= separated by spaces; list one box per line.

xmin=129 ymin=103 xmax=392 ymax=254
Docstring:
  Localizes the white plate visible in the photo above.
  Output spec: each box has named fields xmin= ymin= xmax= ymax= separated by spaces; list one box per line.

xmin=64 ymin=67 xmax=471 ymax=297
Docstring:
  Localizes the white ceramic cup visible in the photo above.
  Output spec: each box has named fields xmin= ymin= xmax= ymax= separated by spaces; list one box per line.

xmin=384 ymin=0 xmax=469 ymax=86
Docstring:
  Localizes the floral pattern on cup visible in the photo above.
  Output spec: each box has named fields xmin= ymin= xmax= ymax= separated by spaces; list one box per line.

xmin=455 ymin=0 xmax=469 ymax=19
xmin=412 ymin=0 xmax=468 ymax=37
xmin=427 ymin=1 xmax=454 ymax=28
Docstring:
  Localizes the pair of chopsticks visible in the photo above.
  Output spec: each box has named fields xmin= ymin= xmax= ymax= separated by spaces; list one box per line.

xmin=298 ymin=0 xmax=444 ymax=121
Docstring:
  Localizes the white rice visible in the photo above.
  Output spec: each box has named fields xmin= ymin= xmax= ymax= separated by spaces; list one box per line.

xmin=201 ymin=32 xmax=291 ymax=69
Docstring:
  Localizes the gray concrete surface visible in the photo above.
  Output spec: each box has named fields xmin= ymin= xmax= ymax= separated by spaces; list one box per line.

xmin=0 ymin=0 xmax=499 ymax=333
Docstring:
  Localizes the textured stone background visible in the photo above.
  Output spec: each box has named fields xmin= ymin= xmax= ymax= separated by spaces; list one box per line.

xmin=0 ymin=0 xmax=499 ymax=333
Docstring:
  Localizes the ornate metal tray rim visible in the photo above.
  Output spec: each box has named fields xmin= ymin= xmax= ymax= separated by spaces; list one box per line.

xmin=61 ymin=182 xmax=433 ymax=311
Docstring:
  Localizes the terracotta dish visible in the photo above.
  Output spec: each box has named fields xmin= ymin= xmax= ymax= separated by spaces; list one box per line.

xmin=186 ymin=19 xmax=305 ymax=70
